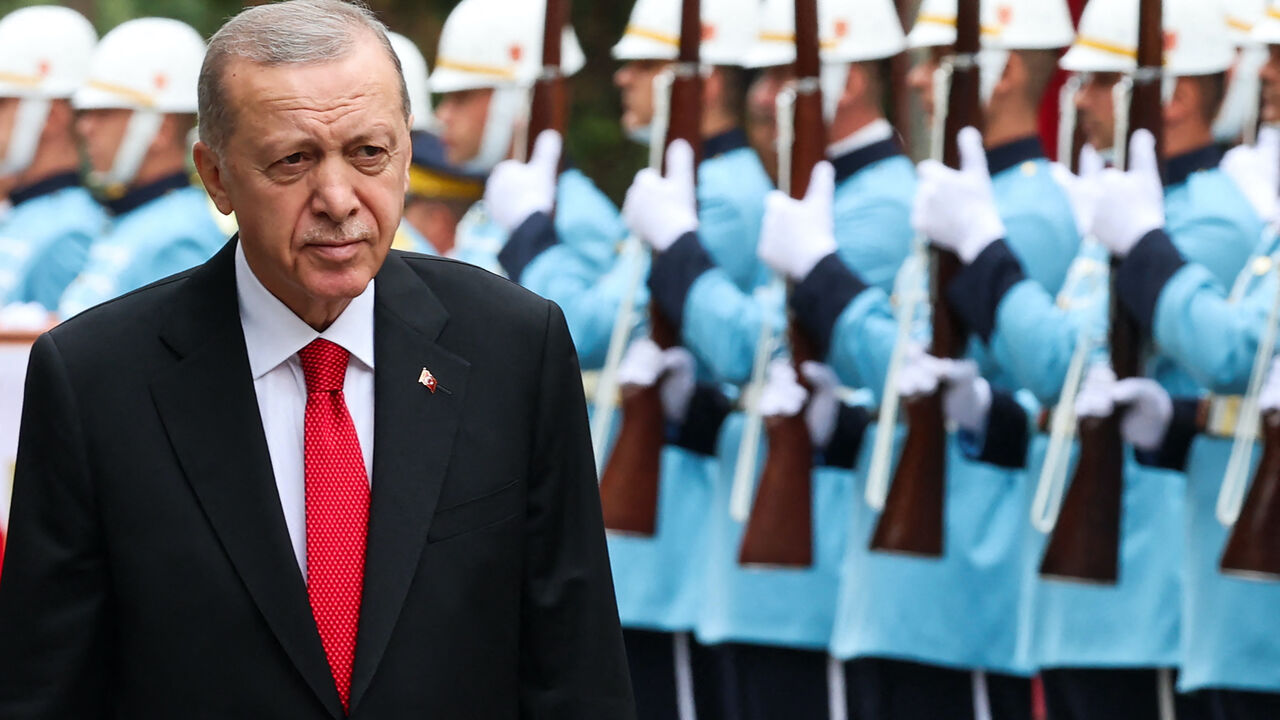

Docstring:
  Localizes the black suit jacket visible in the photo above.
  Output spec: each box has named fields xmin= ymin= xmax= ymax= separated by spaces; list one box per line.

xmin=0 ymin=240 xmax=635 ymax=719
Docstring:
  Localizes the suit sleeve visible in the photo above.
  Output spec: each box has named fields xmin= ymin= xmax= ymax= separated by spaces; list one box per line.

xmin=0 ymin=333 xmax=110 ymax=718
xmin=519 ymin=301 xmax=636 ymax=719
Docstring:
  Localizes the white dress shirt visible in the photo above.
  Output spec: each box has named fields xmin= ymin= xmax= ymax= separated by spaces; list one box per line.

xmin=234 ymin=243 xmax=375 ymax=577
xmin=827 ymin=118 xmax=895 ymax=159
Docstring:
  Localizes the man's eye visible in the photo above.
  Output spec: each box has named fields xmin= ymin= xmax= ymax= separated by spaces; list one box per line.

xmin=356 ymin=146 xmax=385 ymax=159
xmin=279 ymin=152 xmax=304 ymax=165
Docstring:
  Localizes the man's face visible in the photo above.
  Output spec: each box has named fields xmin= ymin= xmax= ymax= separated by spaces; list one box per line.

xmin=1260 ymin=45 xmax=1280 ymax=124
xmin=196 ymin=33 xmax=410 ymax=324
xmin=746 ymin=66 xmax=791 ymax=182
xmin=908 ymin=47 xmax=948 ymax=124
xmin=615 ymin=60 xmax=668 ymax=136
xmin=1076 ymin=71 xmax=1120 ymax=152
xmin=75 ymin=108 xmax=133 ymax=175
xmin=435 ymin=88 xmax=491 ymax=166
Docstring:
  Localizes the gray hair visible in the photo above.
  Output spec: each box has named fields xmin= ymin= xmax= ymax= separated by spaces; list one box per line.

xmin=198 ymin=0 xmax=410 ymax=154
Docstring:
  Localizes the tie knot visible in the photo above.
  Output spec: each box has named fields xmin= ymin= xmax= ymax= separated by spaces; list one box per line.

xmin=298 ymin=338 xmax=350 ymax=393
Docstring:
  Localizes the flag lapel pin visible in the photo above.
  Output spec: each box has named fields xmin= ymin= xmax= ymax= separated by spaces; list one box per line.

xmin=418 ymin=367 xmax=438 ymax=393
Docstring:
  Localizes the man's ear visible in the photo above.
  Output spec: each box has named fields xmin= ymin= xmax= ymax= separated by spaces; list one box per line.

xmin=193 ymin=141 xmax=233 ymax=215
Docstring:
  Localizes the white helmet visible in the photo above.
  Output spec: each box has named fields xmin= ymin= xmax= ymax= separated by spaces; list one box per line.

xmin=429 ymin=0 xmax=586 ymax=94
xmin=429 ymin=0 xmax=586 ymax=172
xmin=984 ymin=0 xmax=1075 ymax=51
xmin=0 ymin=6 xmax=97 ymax=175
xmin=612 ymin=0 xmax=759 ymax=67
xmin=1060 ymin=0 xmax=1235 ymax=77
xmin=388 ymin=31 xmax=435 ymax=132
xmin=1224 ymin=0 xmax=1268 ymax=45
xmin=1253 ymin=0 xmax=1280 ymax=44
xmin=73 ymin=18 xmax=206 ymax=189
xmin=905 ymin=0 xmax=1002 ymax=50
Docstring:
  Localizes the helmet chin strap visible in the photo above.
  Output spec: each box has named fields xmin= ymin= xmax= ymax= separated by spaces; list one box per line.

xmin=101 ymin=109 xmax=163 ymax=192
xmin=820 ymin=63 xmax=851 ymax=125
xmin=0 ymin=97 xmax=52 ymax=176
xmin=978 ymin=49 xmax=1010 ymax=106
xmin=465 ymin=86 xmax=529 ymax=173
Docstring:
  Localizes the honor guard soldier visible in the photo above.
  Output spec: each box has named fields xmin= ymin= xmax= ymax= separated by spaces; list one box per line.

xmin=430 ymin=0 xmax=632 ymax=369
xmin=58 ymin=18 xmax=223 ymax=319
xmin=600 ymin=0 xmax=771 ymax=716
xmin=387 ymin=31 xmax=484 ymax=256
xmin=904 ymin=0 xmax=1264 ymax=717
xmin=0 ymin=7 xmax=105 ymax=314
xmin=1056 ymin=7 xmax=1280 ymax=717
xmin=755 ymin=1 xmax=1080 ymax=717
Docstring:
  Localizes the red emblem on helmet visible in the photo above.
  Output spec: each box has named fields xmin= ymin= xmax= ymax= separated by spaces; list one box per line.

xmin=154 ymin=73 xmax=168 ymax=90
xmin=510 ymin=44 xmax=523 ymax=62
xmin=702 ymin=23 xmax=716 ymax=42
xmin=998 ymin=4 xmax=1013 ymax=25
xmin=1164 ymin=30 xmax=1178 ymax=52
xmin=36 ymin=60 xmax=50 ymax=77
xmin=834 ymin=19 xmax=849 ymax=38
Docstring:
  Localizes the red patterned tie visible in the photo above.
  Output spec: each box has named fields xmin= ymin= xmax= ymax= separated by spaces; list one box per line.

xmin=299 ymin=338 xmax=369 ymax=712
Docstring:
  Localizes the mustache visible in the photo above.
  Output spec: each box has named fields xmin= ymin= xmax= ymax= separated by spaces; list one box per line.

xmin=302 ymin=220 xmax=374 ymax=245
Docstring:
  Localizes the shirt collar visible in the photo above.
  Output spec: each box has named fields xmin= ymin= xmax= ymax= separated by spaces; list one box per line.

xmin=9 ymin=171 xmax=81 ymax=207
xmin=1164 ymin=143 xmax=1226 ymax=188
xmin=704 ymin=128 xmax=749 ymax=160
xmin=105 ymin=171 xmax=191 ymax=216
xmin=827 ymin=119 xmax=895 ymax=159
xmin=985 ymin=136 xmax=1045 ymax=176
xmin=235 ymin=239 xmax=375 ymax=380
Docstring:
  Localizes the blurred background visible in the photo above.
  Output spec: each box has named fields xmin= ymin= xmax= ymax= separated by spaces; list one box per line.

xmin=0 ymin=0 xmax=648 ymax=201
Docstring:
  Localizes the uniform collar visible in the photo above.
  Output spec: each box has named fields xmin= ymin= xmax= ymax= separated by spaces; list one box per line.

xmin=704 ymin=128 xmax=749 ymax=160
xmin=9 ymin=171 xmax=81 ymax=207
xmin=985 ymin=136 xmax=1045 ymax=176
xmin=830 ymin=137 xmax=903 ymax=184
xmin=235 ymin=239 xmax=376 ymax=381
xmin=106 ymin=171 xmax=191 ymax=216
xmin=1164 ymin=144 xmax=1225 ymax=188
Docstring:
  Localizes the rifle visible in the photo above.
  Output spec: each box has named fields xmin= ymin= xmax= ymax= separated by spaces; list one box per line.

xmin=887 ymin=0 xmax=913 ymax=150
xmin=736 ymin=0 xmax=825 ymax=568
xmin=598 ymin=0 xmax=703 ymax=535
xmin=869 ymin=0 xmax=983 ymax=557
xmin=526 ymin=0 xmax=569 ymax=160
xmin=1040 ymin=0 xmax=1163 ymax=583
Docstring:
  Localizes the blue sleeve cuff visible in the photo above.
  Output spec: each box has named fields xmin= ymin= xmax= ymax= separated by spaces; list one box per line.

xmin=498 ymin=211 xmax=558 ymax=283
xmin=816 ymin=404 xmax=872 ymax=469
xmin=1116 ymin=229 xmax=1186 ymax=337
xmin=648 ymin=232 xmax=715 ymax=336
xmin=1135 ymin=397 xmax=1200 ymax=471
xmin=666 ymin=384 xmax=732 ymax=456
xmin=960 ymin=388 xmax=1030 ymax=469
xmin=946 ymin=240 xmax=1026 ymax=344
xmin=791 ymin=253 xmax=868 ymax=360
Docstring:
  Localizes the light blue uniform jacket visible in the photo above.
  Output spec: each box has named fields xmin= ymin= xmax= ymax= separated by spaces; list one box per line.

xmin=0 ymin=175 xmax=107 ymax=311
xmin=825 ymin=139 xmax=1078 ymax=674
xmin=58 ymin=177 xmax=225 ymax=319
xmin=961 ymin=146 xmax=1262 ymax=669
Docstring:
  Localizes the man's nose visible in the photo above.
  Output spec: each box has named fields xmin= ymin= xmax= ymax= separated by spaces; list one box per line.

xmin=309 ymin=159 xmax=360 ymax=223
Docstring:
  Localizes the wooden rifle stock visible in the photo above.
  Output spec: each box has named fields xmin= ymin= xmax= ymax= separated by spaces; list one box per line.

xmin=1220 ymin=410 xmax=1280 ymax=578
xmin=736 ymin=0 xmax=824 ymax=568
xmin=1040 ymin=0 xmax=1162 ymax=583
xmin=526 ymin=0 xmax=569 ymax=160
xmin=887 ymin=0 xmax=914 ymax=150
xmin=599 ymin=0 xmax=703 ymax=536
xmin=870 ymin=0 xmax=982 ymax=557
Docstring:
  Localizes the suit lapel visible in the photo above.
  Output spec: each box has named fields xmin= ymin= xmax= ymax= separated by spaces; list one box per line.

xmin=149 ymin=240 xmax=345 ymax=718
xmin=348 ymin=252 xmax=470 ymax=711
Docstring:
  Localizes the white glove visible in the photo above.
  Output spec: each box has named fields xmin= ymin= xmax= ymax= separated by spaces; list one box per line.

xmin=912 ymin=126 xmax=1006 ymax=264
xmin=1074 ymin=364 xmax=1173 ymax=452
xmin=1049 ymin=144 xmax=1104 ymax=235
xmin=622 ymin=140 xmax=699 ymax=252
xmin=1259 ymin=356 xmax=1280 ymax=413
xmin=1220 ymin=126 xmax=1280 ymax=224
xmin=0 ymin=301 xmax=54 ymax=330
xmin=616 ymin=337 xmax=697 ymax=422
xmin=757 ymin=162 xmax=838 ymax=281
xmin=758 ymin=359 xmax=841 ymax=448
xmin=896 ymin=348 xmax=992 ymax=434
xmin=483 ymin=129 xmax=561 ymax=232
xmin=1090 ymin=129 xmax=1165 ymax=257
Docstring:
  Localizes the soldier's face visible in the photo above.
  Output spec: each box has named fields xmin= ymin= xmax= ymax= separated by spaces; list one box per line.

xmin=1076 ymin=72 xmax=1119 ymax=152
xmin=74 ymin=108 xmax=133 ymax=176
xmin=193 ymin=32 xmax=411 ymax=328
xmin=435 ymin=88 xmax=492 ymax=166
xmin=1260 ymin=46 xmax=1280 ymax=124
xmin=746 ymin=66 xmax=789 ymax=182
xmin=615 ymin=60 xmax=668 ymax=135
xmin=908 ymin=48 xmax=947 ymax=124
xmin=0 ymin=97 xmax=17 ymax=173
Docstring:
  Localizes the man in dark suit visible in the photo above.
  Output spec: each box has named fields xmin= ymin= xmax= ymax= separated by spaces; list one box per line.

xmin=0 ymin=1 xmax=635 ymax=717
